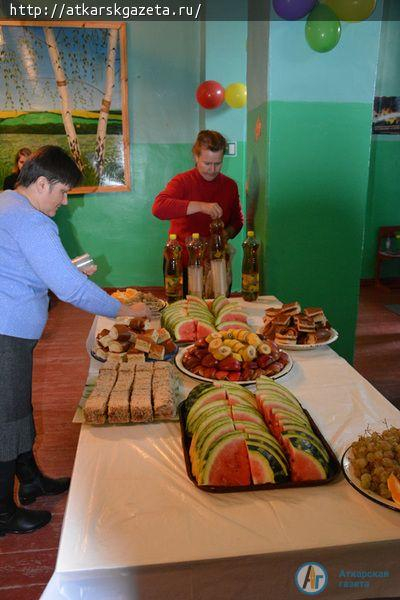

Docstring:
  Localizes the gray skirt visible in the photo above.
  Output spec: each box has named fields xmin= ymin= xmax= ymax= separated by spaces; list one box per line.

xmin=0 ymin=334 xmax=37 ymax=461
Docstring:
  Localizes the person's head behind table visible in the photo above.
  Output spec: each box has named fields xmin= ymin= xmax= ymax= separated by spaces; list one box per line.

xmin=17 ymin=145 xmax=82 ymax=217
xmin=192 ymin=130 xmax=226 ymax=182
xmin=13 ymin=147 xmax=32 ymax=173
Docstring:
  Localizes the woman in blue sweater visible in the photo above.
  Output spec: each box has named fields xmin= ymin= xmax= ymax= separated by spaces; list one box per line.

xmin=0 ymin=146 xmax=149 ymax=537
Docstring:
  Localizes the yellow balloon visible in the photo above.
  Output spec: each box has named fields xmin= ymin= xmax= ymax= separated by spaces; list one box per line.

xmin=322 ymin=0 xmax=376 ymax=21
xmin=225 ymin=83 xmax=247 ymax=109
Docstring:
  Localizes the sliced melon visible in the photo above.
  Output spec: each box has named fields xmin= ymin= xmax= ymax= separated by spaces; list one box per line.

xmin=282 ymin=434 xmax=329 ymax=474
xmin=215 ymin=312 xmax=248 ymax=327
xmin=200 ymin=432 xmax=251 ymax=486
xmin=217 ymin=321 xmax=252 ymax=331
xmin=246 ymin=443 xmax=289 ymax=484
xmin=187 ymin=405 xmax=231 ymax=435
xmin=231 ymin=405 xmax=265 ymax=426
xmin=211 ymin=295 xmax=229 ymax=315
xmin=192 ymin=422 xmax=236 ymax=478
xmin=187 ymin=295 xmax=208 ymax=307
xmin=196 ymin=321 xmax=217 ymax=340
xmin=187 ymin=400 xmax=228 ymax=432
xmin=174 ymin=319 xmax=196 ymax=341
xmin=247 ymin=445 xmax=276 ymax=484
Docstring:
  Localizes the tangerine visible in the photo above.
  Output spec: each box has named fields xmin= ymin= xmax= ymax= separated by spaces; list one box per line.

xmin=387 ymin=473 xmax=400 ymax=505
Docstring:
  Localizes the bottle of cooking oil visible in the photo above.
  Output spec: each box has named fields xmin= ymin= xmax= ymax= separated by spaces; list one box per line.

xmin=164 ymin=234 xmax=183 ymax=303
xmin=209 ymin=218 xmax=227 ymax=297
xmin=187 ymin=233 xmax=204 ymax=298
xmin=242 ymin=231 xmax=259 ymax=301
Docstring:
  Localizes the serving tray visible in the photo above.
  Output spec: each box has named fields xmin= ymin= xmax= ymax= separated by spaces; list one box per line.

xmin=178 ymin=399 xmax=340 ymax=493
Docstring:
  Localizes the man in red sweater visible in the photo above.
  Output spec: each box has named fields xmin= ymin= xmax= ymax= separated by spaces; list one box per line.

xmin=152 ymin=130 xmax=244 ymax=277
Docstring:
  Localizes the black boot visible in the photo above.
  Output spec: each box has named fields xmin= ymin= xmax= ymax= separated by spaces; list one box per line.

xmin=0 ymin=459 xmax=51 ymax=536
xmin=16 ymin=451 xmax=70 ymax=505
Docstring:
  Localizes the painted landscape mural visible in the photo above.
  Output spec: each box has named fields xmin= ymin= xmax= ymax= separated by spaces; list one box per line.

xmin=0 ymin=24 xmax=129 ymax=192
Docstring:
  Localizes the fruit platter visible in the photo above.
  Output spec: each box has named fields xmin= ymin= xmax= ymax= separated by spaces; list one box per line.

xmin=175 ymin=329 xmax=292 ymax=384
xmin=179 ymin=377 xmax=340 ymax=491
xmin=111 ymin=287 xmax=167 ymax=312
xmin=161 ymin=294 xmax=251 ymax=342
xmin=342 ymin=426 xmax=400 ymax=512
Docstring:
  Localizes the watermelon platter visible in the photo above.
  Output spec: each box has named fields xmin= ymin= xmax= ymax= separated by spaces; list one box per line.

xmin=178 ymin=378 xmax=340 ymax=493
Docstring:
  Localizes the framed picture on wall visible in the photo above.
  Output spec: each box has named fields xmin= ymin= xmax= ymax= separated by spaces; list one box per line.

xmin=373 ymin=96 xmax=400 ymax=135
xmin=0 ymin=21 xmax=130 ymax=193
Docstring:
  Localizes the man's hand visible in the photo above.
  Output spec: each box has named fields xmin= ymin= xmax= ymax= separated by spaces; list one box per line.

xmin=187 ymin=201 xmax=223 ymax=220
xmin=117 ymin=302 xmax=151 ymax=319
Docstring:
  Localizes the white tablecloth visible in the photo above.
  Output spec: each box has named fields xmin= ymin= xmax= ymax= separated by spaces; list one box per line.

xmin=42 ymin=297 xmax=400 ymax=600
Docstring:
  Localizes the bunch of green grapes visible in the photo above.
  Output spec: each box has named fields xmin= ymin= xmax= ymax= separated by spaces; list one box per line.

xmin=350 ymin=427 xmax=400 ymax=499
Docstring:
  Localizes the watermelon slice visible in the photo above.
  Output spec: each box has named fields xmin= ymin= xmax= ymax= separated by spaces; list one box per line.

xmin=192 ymin=422 xmax=236 ymax=478
xmin=174 ymin=319 xmax=196 ymax=342
xmin=282 ymin=435 xmax=328 ymax=481
xmin=217 ymin=321 xmax=252 ymax=331
xmin=196 ymin=321 xmax=217 ymax=340
xmin=231 ymin=405 xmax=265 ymax=426
xmin=200 ymin=432 xmax=251 ymax=486
xmin=215 ymin=312 xmax=248 ymax=326
xmin=246 ymin=445 xmax=276 ymax=484
xmin=187 ymin=295 xmax=208 ymax=307
xmin=246 ymin=443 xmax=289 ymax=484
xmin=216 ymin=302 xmax=242 ymax=316
xmin=211 ymin=295 xmax=229 ymax=315
xmin=187 ymin=403 xmax=230 ymax=434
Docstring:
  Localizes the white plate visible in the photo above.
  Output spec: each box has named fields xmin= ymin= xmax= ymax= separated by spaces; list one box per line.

xmin=259 ymin=328 xmax=339 ymax=351
xmin=174 ymin=346 xmax=293 ymax=386
xmin=342 ymin=446 xmax=400 ymax=512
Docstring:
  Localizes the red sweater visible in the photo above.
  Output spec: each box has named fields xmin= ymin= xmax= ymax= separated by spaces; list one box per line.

xmin=152 ymin=168 xmax=244 ymax=265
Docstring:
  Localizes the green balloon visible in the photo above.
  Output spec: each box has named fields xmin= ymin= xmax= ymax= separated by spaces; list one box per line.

xmin=305 ymin=3 xmax=341 ymax=53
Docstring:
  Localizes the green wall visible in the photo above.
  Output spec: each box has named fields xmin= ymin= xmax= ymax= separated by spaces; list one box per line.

xmin=55 ymin=19 xmax=247 ymax=290
xmin=267 ymin=101 xmax=373 ymax=361
xmin=55 ymin=22 xmax=201 ymax=288
xmin=246 ymin=11 xmax=382 ymax=362
xmin=362 ymin=2 xmax=400 ymax=278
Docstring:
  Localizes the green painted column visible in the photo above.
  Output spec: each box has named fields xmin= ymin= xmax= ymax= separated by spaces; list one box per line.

xmin=246 ymin=11 xmax=382 ymax=362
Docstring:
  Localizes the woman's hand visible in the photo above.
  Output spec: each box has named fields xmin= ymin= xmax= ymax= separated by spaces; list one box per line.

xmin=117 ymin=302 xmax=151 ymax=319
xmin=187 ymin=201 xmax=222 ymax=220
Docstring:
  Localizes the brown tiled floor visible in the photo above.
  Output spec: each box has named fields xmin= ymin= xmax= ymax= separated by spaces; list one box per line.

xmin=354 ymin=282 xmax=400 ymax=411
xmin=0 ymin=285 xmax=399 ymax=598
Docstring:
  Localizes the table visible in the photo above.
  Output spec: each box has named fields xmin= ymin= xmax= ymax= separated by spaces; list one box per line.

xmin=42 ymin=297 xmax=400 ymax=600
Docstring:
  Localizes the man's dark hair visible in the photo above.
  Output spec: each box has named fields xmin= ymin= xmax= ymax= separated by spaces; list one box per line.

xmin=17 ymin=145 xmax=82 ymax=188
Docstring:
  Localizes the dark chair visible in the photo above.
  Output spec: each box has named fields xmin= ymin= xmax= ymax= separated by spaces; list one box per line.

xmin=375 ymin=226 xmax=400 ymax=286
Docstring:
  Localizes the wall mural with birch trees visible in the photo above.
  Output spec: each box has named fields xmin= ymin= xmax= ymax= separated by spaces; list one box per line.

xmin=0 ymin=23 xmax=130 ymax=192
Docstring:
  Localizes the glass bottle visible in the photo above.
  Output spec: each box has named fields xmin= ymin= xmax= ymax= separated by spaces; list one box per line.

xmin=242 ymin=230 xmax=259 ymax=301
xmin=187 ymin=233 xmax=204 ymax=298
xmin=209 ymin=218 xmax=227 ymax=297
xmin=164 ymin=234 xmax=183 ymax=303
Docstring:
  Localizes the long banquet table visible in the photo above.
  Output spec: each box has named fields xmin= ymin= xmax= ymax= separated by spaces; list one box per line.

xmin=42 ymin=296 xmax=400 ymax=600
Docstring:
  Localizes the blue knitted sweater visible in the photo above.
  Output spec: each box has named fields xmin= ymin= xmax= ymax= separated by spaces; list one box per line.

xmin=0 ymin=190 xmax=120 ymax=339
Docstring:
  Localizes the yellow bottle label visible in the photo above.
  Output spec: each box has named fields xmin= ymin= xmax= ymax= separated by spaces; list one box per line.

xmin=242 ymin=273 xmax=259 ymax=293
xmin=165 ymin=275 xmax=183 ymax=295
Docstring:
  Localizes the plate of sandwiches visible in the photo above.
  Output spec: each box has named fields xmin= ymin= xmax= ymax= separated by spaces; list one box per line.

xmin=83 ymin=358 xmax=180 ymax=425
xmin=259 ymin=302 xmax=338 ymax=351
xmin=91 ymin=317 xmax=178 ymax=363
